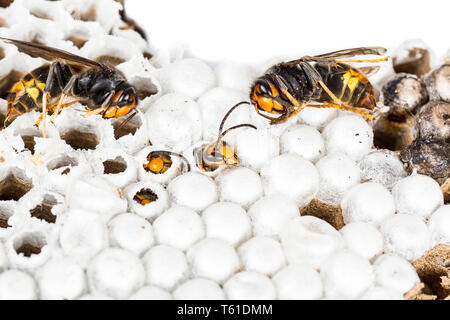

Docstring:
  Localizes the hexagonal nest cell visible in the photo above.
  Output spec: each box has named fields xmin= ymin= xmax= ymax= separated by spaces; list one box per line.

xmin=13 ymin=232 xmax=46 ymax=257
xmin=133 ymin=188 xmax=158 ymax=206
xmin=0 ymin=169 xmax=33 ymax=201
xmin=61 ymin=128 xmax=99 ymax=150
xmin=29 ymin=194 xmax=57 ymax=224
xmin=112 ymin=114 xmax=142 ymax=139
xmin=103 ymin=156 xmax=127 ymax=174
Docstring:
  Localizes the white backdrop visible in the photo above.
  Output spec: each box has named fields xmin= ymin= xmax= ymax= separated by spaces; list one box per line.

xmin=125 ymin=0 xmax=449 ymax=64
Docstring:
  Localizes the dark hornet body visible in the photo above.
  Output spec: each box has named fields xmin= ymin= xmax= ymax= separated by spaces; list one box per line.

xmin=250 ymin=46 xmax=387 ymax=124
xmin=2 ymin=37 xmax=137 ymax=135
xmin=7 ymin=62 xmax=134 ymax=123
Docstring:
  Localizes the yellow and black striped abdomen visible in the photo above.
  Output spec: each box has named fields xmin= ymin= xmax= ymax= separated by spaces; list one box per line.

xmin=6 ymin=65 xmax=50 ymax=123
xmin=316 ymin=63 xmax=376 ymax=110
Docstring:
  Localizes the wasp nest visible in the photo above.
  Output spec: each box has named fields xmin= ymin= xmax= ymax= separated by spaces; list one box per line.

xmin=0 ymin=0 xmax=448 ymax=301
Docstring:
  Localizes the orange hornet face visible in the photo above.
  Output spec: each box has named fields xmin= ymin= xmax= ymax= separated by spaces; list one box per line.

xmin=251 ymin=81 xmax=285 ymax=115
xmin=103 ymin=86 xmax=137 ymax=118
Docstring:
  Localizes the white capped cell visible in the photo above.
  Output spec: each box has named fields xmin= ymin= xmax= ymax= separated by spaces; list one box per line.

xmin=341 ymin=182 xmax=395 ymax=226
xmin=235 ymin=128 xmax=280 ymax=172
xmin=392 ymin=174 xmax=444 ymax=220
xmin=215 ymin=60 xmax=256 ymax=91
xmin=167 ymin=172 xmax=218 ymax=212
xmin=129 ymin=286 xmax=173 ymax=300
xmin=36 ymin=257 xmax=85 ymax=300
xmin=146 ymin=93 xmax=202 ymax=152
xmin=380 ymin=214 xmax=431 ymax=261
xmin=238 ymin=236 xmax=286 ymax=276
xmin=322 ymin=115 xmax=374 ymax=161
xmin=273 ymin=264 xmax=323 ymax=300
xmin=202 ymin=202 xmax=251 ymax=247
xmin=316 ymin=154 xmax=361 ymax=205
xmin=216 ymin=167 xmax=263 ymax=209
xmin=0 ymin=270 xmax=37 ymax=300
xmin=297 ymin=107 xmax=339 ymax=130
xmin=248 ymin=195 xmax=299 ymax=239
xmin=67 ymin=176 xmax=128 ymax=222
xmin=59 ymin=209 xmax=108 ymax=266
xmin=187 ymin=238 xmax=241 ymax=284
xmin=224 ymin=271 xmax=276 ymax=300
xmin=358 ymin=150 xmax=407 ymax=190
xmin=428 ymin=205 xmax=450 ymax=245
xmin=280 ymin=124 xmax=325 ymax=163
xmin=173 ymin=278 xmax=226 ymax=300
xmin=108 ymin=213 xmax=154 ymax=256
xmin=123 ymin=181 xmax=169 ymax=220
xmin=280 ymin=216 xmax=344 ymax=268
xmin=321 ymin=250 xmax=374 ymax=299
xmin=142 ymin=245 xmax=189 ymax=291
xmin=261 ymin=154 xmax=319 ymax=207
xmin=373 ymin=254 xmax=420 ymax=294
xmin=153 ymin=206 xmax=205 ymax=251
xmin=340 ymin=222 xmax=383 ymax=260
xmin=159 ymin=58 xmax=216 ymax=99
xmin=87 ymin=248 xmax=145 ymax=300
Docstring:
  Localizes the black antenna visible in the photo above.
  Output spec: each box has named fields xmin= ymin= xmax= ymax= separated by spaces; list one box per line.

xmin=214 ymin=101 xmax=254 ymax=151
xmin=114 ymin=110 xmax=137 ymax=136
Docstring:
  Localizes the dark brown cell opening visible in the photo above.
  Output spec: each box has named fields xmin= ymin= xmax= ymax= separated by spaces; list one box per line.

xmin=13 ymin=232 xmax=46 ymax=257
xmin=0 ymin=69 xmax=23 ymax=99
xmin=79 ymin=5 xmax=96 ymax=22
xmin=0 ymin=47 xmax=4 ymax=60
xmin=0 ymin=0 xmax=13 ymax=9
xmin=0 ymin=207 xmax=12 ymax=228
xmin=0 ymin=170 xmax=33 ymax=201
xmin=373 ymin=110 xmax=417 ymax=151
xmin=112 ymin=114 xmax=142 ymax=139
xmin=103 ymin=156 xmax=127 ymax=174
xmin=21 ymin=133 xmax=42 ymax=154
xmin=132 ymin=78 xmax=159 ymax=101
xmin=65 ymin=35 xmax=88 ymax=49
xmin=29 ymin=195 xmax=57 ymax=224
xmin=133 ymin=188 xmax=158 ymax=206
xmin=61 ymin=128 xmax=99 ymax=150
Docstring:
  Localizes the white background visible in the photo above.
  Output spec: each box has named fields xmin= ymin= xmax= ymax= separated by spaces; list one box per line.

xmin=126 ymin=0 xmax=449 ymax=65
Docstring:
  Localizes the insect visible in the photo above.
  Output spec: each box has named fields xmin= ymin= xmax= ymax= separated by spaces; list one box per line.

xmin=143 ymin=150 xmax=191 ymax=174
xmin=250 ymin=47 xmax=388 ymax=124
xmin=148 ymin=102 xmax=256 ymax=173
xmin=1 ymin=37 xmax=138 ymax=137
xmin=193 ymin=101 xmax=256 ymax=172
xmin=133 ymin=188 xmax=158 ymax=206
